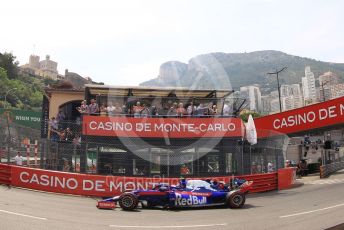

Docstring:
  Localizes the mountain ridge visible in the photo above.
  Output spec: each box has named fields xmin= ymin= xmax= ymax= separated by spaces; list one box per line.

xmin=140 ymin=50 xmax=344 ymax=93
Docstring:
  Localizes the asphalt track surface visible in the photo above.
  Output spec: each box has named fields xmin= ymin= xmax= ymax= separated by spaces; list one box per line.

xmin=1 ymin=171 xmax=344 ymax=230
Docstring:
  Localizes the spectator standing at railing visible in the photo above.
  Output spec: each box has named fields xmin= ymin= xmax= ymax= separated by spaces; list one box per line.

xmin=267 ymin=162 xmax=274 ymax=172
xmin=56 ymin=110 xmax=66 ymax=129
xmin=106 ymin=102 xmax=116 ymax=116
xmin=168 ymin=102 xmax=178 ymax=117
xmin=150 ymin=105 xmax=158 ymax=117
xmin=176 ymin=103 xmax=186 ymax=117
xmin=14 ymin=152 xmax=23 ymax=166
xmin=133 ymin=101 xmax=143 ymax=118
xmin=223 ymin=103 xmax=230 ymax=116
xmin=210 ymin=104 xmax=218 ymax=116
xmin=196 ymin=103 xmax=206 ymax=116
xmin=77 ymin=100 xmax=88 ymax=114
xmin=88 ymin=99 xmax=99 ymax=115
xmin=63 ymin=158 xmax=71 ymax=172
xmin=140 ymin=104 xmax=150 ymax=117
xmin=113 ymin=102 xmax=123 ymax=116
xmin=99 ymin=103 xmax=107 ymax=116
xmin=187 ymin=102 xmax=196 ymax=116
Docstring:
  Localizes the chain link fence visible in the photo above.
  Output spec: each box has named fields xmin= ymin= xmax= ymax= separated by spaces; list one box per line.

xmin=1 ymin=116 xmax=287 ymax=177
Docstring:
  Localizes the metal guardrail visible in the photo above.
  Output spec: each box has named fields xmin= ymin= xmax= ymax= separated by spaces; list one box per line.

xmin=0 ymin=163 xmax=278 ymax=194
xmin=0 ymin=163 xmax=11 ymax=185
xmin=320 ymin=161 xmax=344 ymax=178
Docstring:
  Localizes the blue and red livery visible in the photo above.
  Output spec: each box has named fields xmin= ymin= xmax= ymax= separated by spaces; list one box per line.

xmin=97 ymin=178 xmax=253 ymax=210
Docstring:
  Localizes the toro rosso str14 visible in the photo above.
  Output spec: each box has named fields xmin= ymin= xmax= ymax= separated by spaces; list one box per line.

xmin=97 ymin=178 xmax=253 ymax=210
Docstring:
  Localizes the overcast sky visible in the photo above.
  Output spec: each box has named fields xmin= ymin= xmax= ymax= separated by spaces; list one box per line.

xmin=1 ymin=0 xmax=343 ymax=85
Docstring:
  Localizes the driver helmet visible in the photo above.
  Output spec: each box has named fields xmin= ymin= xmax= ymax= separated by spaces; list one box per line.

xmin=179 ymin=178 xmax=187 ymax=188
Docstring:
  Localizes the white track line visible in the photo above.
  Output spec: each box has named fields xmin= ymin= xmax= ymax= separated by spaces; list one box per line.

xmin=280 ymin=203 xmax=344 ymax=218
xmin=109 ymin=223 xmax=227 ymax=228
xmin=0 ymin=209 xmax=47 ymax=220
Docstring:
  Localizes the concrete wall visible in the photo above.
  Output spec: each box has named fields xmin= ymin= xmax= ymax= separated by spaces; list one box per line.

xmin=49 ymin=91 xmax=84 ymax=119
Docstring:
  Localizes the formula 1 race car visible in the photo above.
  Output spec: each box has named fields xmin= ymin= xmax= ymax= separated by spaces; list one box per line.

xmin=97 ymin=178 xmax=253 ymax=211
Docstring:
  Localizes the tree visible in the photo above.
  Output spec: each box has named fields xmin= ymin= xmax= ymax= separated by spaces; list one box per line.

xmin=240 ymin=111 xmax=261 ymax=123
xmin=0 ymin=52 xmax=19 ymax=79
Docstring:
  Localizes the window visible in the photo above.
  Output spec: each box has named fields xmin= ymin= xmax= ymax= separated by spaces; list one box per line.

xmin=151 ymin=155 xmax=161 ymax=174
xmin=226 ymin=153 xmax=233 ymax=173
xmin=133 ymin=159 xmax=147 ymax=175
xmin=180 ymin=155 xmax=193 ymax=175
xmin=207 ymin=155 xmax=220 ymax=173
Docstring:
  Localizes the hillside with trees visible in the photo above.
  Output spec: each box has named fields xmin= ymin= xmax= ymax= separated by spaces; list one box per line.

xmin=0 ymin=52 xmax=53 ymax=110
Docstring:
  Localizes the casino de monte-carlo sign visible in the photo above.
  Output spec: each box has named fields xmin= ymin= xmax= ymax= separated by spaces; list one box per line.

xmin=255 ymin=96 xmax=344 ymax=137
xmin=82 ymin=116 xmax=244 ymax=138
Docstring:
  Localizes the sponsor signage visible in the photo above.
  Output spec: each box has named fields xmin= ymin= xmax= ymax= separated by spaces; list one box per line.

xmin=255 ymin=96 xmax=344 ymax=137
xmin=0 ymin=108 xmax=42 ymax=130
xmin=82 ymin=116 xmax=244 ymax=138
xmin=10 ymin=166 xmax=233 ymax=197
xmin=40 ymin=95 xmax=50 ymax=138
xmin=174 ymin=193 xmax=207 ymax=206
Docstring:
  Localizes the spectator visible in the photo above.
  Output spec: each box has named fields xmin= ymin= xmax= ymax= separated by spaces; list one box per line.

xmin=49 ymin=117 xmax=59 ymax=142
xmin=121 ymin=105 xmax=128 ymax=116
xmin=304 ymin=135 xmax=311 ymax=145
xmin=106 ymin=101 xmax=116 ymax=116
xmin=14 ymin=152 xmax=23 ymax=166
xmin=297 ymin=160 xmax=308 ymax=177
xmin=63 ymin=159 xmax=71 ymax=172
xmin=150 ymin=105 xmax=158 ymax=117
xmin=76 ymin=100 xmax=88 ymax=114
xmin=187 ymin=102 xmax=196 ymax=116
xmin=180 ymin=164 xmax=190 ymax=175
xmin=114 ymin=102 xmax=123 ymax=115
xmin=63 ymin=127 xmax=74 ymax=142
xmin=196 ymin=103 xmax=206 ymax=116
xmin=88 ymin=99 xmax=99 ymax=115
xmin=223 ymin=103 xmax=230 ymax=116
xmin=210 ymin=104 xmax=218 ymax=116
xmin=133 ymin=101 xmax=143 ymax=117
xmin=73 ymin=134 xmax=81 ymax=146
xmin=267 ymin=162 xmax=274 ymax=172
xmin=99 ymin=102 xmax=107 ymax=116
xmin=168 ymin=102 xmax=178 ymax=117
xmin=176 ymin=103 xmax=186 ymax=117
xmin=56 ymin=110 xmax=66 ymax=129
xmin=140 ymin=104 xmax=150 ymax=117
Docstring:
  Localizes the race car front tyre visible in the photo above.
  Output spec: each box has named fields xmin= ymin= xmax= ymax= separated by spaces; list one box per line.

xmin=227 ymin=192 xmax=246 ymax=209
xmin=119 ymin=194 xmax=139 ymax=211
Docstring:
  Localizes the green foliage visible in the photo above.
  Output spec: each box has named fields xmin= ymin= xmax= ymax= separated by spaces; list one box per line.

xmin=0 ymin=52 xmax=19 ymax=79
xmin=0 ymin=53 xmax=44 ymax=110
xmin=240 ymin=111 xmax=261 ymax=123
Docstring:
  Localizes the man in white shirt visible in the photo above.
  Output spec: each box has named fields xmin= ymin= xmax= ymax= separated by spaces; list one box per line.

xmin=14 ymin=152 xmax=23 ymax=166
xmin=223 ymin=103 xmax=230 ymax=116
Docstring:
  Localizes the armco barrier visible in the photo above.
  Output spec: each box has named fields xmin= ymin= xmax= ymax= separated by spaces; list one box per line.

xmin=277 ymin=167 xmax=297 ymax=190
xmin=2 ymin=164 xmax=279 ymax=196
xmin=237 ymin=173 xmax=278 ymax=193
xmin=320 ymin=161 xmax=344 ymax=178
xmin=0 ymin=163 xmax=12 ymax=185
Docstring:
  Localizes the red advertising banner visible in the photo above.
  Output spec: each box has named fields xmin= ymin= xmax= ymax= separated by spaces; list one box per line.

xmin=10 ymin=166 xmax=232 ymax=197
xmin=82 ymin=116 xmax=244 ymax=138
xmin=255 ymin=96 xmax=344 ymax=137
xmin=7 ymin=165 xmax=278 ymax=196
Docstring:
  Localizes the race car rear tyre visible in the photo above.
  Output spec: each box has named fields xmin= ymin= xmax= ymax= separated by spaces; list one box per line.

xmin=119 ymin=194 xmax=138 ymax=211
xmin=227 ymin=192 xmax=246 ymax=209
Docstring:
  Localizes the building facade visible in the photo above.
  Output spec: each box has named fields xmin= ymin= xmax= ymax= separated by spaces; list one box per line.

xmin=302 ymin=66 xmax=317 ymax=105
xmin=240 ymin=85 xmax=262 ymax=113
xmin=20 ymin=54 xmax=59 ymax=80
